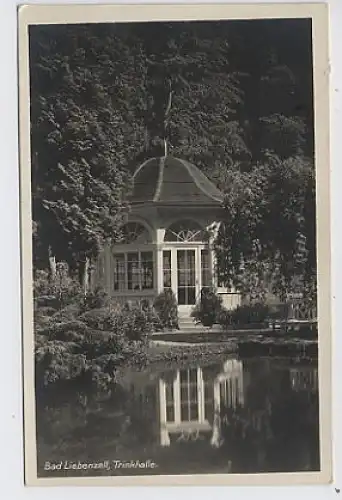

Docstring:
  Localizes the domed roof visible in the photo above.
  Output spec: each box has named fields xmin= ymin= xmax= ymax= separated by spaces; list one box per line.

xmin=130 ymin=156 xmax=224 ymax=206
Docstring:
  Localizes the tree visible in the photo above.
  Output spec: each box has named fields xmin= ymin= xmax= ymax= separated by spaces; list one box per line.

xmin=226 ymin=18 xmax=314 ymax=164
xmin=30 ymin=21 xmax=250 ymax=291
xmin=215 ymin=153 xmax=316 ymax=302
xmin=131 ymin=21 xmax=249 ymax=174
xmin=212 ymin=19 xmax=316 ymax=301
xmin=30 ymin=24 xmax=147 ymax=290
xmin=30 ymin=20 xmax=316 ymax=300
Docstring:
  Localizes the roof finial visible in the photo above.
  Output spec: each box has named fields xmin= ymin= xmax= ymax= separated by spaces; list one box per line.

xmin=163 ymin=78 xmax=173 ymax=158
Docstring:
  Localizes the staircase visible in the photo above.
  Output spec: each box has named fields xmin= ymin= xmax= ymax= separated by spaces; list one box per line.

xmin=178 ymin=313 xmax=203 ymax=331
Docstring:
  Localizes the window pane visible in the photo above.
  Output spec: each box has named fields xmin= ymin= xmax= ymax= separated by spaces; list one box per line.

xmin=188 ymin=287 xmax=196 ymax=304
xmin=201 ymin=249 xmax=211 ymax=287
xmin=113 ymin=251 xmax=155 ymax=292
xmin=163 ymin=250 xmax=171 ymax=289
xmin=163 ymin=270 xmax=171 ymax=288
xmin=177 ymin=250 xmax=185 ymax=268
xmin=122 ymin=222 xmax=151 ymax=244
xmin=127 ymin=253 xmax=140 ymax=290
xmin=163 ymin=250 xmax=171 ymax=269
xmin=178 ymin=270 xmax=186 ymax=286
xmin=141 ymin=251 xmax=152 ymax=262
xmin=141 ymin=251 xmax=153 ymax=289
xmin=113 ymin=253 xmax=125 ymax=291
xmin=178 ymin=288 xmax=186 ymax=305
xmin=202 ymin=271 xmax=210 ymax=288
xmin=201 ymin=249 xmax=209 ymax=267
xmin=127 ymin=252 xmax=139 ymax=262
xmin=189 ymin=266 xmax=195 ymax=286
xmin=187 ymin=250 xmax=195 ymax=269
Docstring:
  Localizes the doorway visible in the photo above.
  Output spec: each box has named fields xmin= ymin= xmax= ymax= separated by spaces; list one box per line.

xmin=177 ymin=249 xmax=196 ymax=313
xmin=162 ymin=246 xmax=212 ymax=316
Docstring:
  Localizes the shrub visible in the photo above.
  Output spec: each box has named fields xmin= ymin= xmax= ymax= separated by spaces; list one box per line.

xmin=48 ymin=303 xmax=82 ymax=323
xmin=34 ymin=306 xmax=58 ymax=330
xmin=153 ymin=290 xmax=179 ymax=330
xmin=35 ymin=299 xmax=153 ymax=391
xmin=81 ymin=287 xmax=109 ymax=312
xmin=218 ymin=302 xmax=270 ymax=328
xmin=33 ymin=265 xmax=84 ymax=332
xmin=267 ymin=303 xmax=289 ymax=321
xmin=79 ymin=302 xmax=153 ymax=343
xmin=79 ymin=307 xmax=115 ymax=331
xmin=38 ymin=319 xmax=88 ymax=342
xmin=216 ymin=309 xmax=233 ymax=328
xmin=121 ymin=302 xmax=153 ymax=342
xmin=34 ymin=261 xmax=164 ymax=391
xmin=140 ymin=299 xmax=163 ymax=332
xmin=191 ymin=287 xmax=223 ymax=327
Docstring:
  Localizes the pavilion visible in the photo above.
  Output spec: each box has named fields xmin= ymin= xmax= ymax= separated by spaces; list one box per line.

xmin=93 ymin=155 xmax=241 ymax=327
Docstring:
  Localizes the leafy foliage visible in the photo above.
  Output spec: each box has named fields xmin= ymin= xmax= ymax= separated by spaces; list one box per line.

xmin=30 ymin=24 xmax=147 ymax=274
xmin=153 ymin=289 xmax=179 ymax=330
xmin=34 ymin=266 xmax=153 ymax=391
xmin=218 ymin=303 xmax=270 ymax=328
xmin=30 ymin=20 xmax=317 ymax=305
xmin=138 ymin=22 xmax=248 ymax=167
xmin=211 ymin=20 xmax=316 ymax=302
xmin=215 ymin=154 xmax=316 ymax=301
xmin=191 ymin=287 xmax=223 ymax=327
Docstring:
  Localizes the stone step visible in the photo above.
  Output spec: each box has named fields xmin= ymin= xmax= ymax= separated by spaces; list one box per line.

xmin=178 ymin=317 xmax=195 ymax=323
xmin=178 ymin=318 xmax=202 ymax=329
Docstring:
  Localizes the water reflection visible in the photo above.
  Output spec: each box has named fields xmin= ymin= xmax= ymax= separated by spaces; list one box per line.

xmin=37 ymin=356 xmax=320 ymax=476
xmin=290 ymin=366 xmax=319 ymax=392
xmin=123 ymin=358 xmax=319 ymax=456
xmin=154 ymin=359 xmax=244 ymax=447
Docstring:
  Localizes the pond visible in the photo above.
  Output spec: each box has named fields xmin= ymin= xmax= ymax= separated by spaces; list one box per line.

xmin=36 ymin=354 xmax=320 ymax=477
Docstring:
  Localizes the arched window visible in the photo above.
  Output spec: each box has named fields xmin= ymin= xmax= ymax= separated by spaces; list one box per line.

xmin=120 ymin=222 xmax=152 ymax=244
xmin=164 ymin=220 xmax=205 ymax=243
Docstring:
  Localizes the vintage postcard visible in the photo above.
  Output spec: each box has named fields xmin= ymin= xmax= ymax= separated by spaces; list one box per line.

xmin=18 ymin=3 xmax=332 ymax=486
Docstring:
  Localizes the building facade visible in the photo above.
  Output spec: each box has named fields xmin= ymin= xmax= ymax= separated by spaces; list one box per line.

xmin=93 ymin=156 xmax=241 ymax=322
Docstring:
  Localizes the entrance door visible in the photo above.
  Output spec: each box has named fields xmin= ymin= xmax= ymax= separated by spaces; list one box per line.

xmin=177 ymin=249 xmax=197 ymax=314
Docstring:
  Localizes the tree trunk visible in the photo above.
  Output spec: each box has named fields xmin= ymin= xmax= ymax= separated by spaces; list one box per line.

xmin=80 ymin=257 xmax=91 ymax=297
xmin=48 ymin=245 xmax=57 ymax=281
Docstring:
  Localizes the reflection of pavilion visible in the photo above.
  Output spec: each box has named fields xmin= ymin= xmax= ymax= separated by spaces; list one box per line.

xmin=158 ymin=359 xmax=244 ymax=446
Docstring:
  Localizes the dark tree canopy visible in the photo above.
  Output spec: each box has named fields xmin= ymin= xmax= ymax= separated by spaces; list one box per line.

xmin=29 ymin=19 xmax=316 ymax=298
xmin=30 ymin=24 xmax=146 ymax=275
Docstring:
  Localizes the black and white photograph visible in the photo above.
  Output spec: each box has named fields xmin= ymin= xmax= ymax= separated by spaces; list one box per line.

xmin=19 ymin=3 xmax=331 ymax=486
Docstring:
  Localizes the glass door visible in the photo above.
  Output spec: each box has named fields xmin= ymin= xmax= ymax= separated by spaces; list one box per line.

xmin=177 ymin=249 xmax=196 ymax=307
